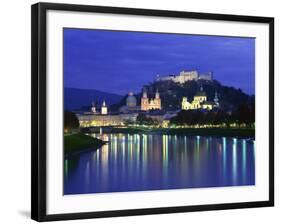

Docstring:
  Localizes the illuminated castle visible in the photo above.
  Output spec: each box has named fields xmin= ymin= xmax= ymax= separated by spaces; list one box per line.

xmin=182 ymin=86 xmax=219 ymax=110
xmin=141 ymin=89 xmax=161 ymax=111
xmin=156 ymin=70 xmax=213 ymax=84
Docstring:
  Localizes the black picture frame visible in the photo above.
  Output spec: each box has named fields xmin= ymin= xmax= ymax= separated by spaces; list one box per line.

xmin=31 ymin=2 xmax=274 ymax=222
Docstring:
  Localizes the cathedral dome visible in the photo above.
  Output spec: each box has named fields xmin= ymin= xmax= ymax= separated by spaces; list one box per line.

xmin=126 ymin=92 xmax=137 ymax=107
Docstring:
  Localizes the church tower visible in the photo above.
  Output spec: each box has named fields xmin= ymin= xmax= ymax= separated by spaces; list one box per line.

xmin=141 ymin=89 xmax=149 ymax=111
xmin=155 ymin=89 xmax=159 ymax=99
xmin=101 ymin=100 xmax=108 ymax=115
xmin=214 ymin=91 xmax=219 ymax=107
xmin=91 ymin=101 xmax=97 ymax=113
xmin=154 ymin=89 xmax=161 ymax=109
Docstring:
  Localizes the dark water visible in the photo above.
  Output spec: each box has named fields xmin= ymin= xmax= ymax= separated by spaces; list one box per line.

xmin=64 ymin=134 xmax=255 ymax=195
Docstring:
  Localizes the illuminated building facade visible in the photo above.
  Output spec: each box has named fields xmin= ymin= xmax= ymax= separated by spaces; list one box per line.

xmin=141 ymin=89 xmax=161 ymax=111
xmin=77 ymin=113 xmax=138 ymax=127
xmin=182 ymin=87 xmax=219 ymax=110
xmin=78 ymin=97 xmax=139 ymax=127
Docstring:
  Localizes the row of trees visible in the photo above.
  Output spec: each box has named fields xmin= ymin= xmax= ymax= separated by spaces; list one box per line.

xmin=170 ymin=103 xmax=255 ymax=127
xmin=64 ymin=110 xmax=79 ymax=133
xmin=135 ymin=114 xmax=159 ymax=125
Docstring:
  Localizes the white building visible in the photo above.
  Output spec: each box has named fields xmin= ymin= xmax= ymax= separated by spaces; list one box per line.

xmin=182 ymin=87 xmax=219 ymax=111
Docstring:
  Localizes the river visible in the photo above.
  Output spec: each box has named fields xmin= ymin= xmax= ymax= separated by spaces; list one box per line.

xmin=64 ymin=133 xmax=255 ymax=195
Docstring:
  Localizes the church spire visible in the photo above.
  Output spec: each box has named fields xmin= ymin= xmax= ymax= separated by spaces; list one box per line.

xmin=214 ymin=91 xmax=219 ymax=107
xmin=101 ymin=100 xmax=108 ymax=114
xmin=91 ymin=101 xmax=96 ymax=113
xmin=142 ymin=88 xmax=147 ymax=98
xmin=155 ymin=89 xmax=160 ymax=99
xmin=102 ymin=100 xmax=106 ymax=107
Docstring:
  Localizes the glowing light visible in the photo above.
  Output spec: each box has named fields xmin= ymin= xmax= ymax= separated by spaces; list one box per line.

xmin=242 ymin=139 xmax=247 ymax=183
xmin=95 ymin=150 xmax=100 ymax=170
xmin=222 ymin=137 xmax=227 ymax=182
xmin=162 ymin=135 xmax=169 ymax=187
xmin=196 ymin=136 xmax=200 ymax=152
xmin=142 ymin=135 xmax=148 ymax=165
xmin=122 ymin=135 xmax=125 ymax=157
xmin=129 ymin=135 xmax=133 ymax=160
xmin=232 ymin=138 xmax=238 ymax=184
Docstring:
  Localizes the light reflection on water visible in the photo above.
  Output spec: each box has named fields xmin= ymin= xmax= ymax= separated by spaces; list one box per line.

xmin=64 ymin=134 xmax=255 ymax=195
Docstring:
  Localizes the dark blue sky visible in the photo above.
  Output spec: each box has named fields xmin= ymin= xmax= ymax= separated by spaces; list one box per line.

xmin=64 ymin=28 xmax=255 ymax=95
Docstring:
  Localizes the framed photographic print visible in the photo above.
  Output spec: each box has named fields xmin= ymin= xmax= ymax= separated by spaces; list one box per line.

xmin=31 ymin=2 xmax=274 ymax=222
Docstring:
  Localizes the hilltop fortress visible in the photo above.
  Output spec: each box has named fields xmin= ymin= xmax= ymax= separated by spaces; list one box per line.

xmin=156 ymin=70 xmax=213 ymax=84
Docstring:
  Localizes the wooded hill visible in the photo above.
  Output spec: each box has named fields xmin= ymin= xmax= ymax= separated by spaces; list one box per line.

xmin=111 ymin=79 xmax=254 ymax=111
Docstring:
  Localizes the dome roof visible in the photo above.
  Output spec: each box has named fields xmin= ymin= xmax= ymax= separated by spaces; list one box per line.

xmin=126 ymin=92 xmax=137 ymax=107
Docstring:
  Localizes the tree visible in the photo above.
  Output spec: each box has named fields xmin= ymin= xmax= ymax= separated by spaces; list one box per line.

xmin=64 ymin=110 xmax=79 ymax=132
xmin=136 ymin=114 xmax=158 ymax=125
xmin=232 ymin=103 xmax=253 ymax=125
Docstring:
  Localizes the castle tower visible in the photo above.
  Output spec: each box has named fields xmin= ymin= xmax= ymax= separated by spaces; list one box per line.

xmin=101 ymin=100 xmax=108 ymax=115
xmin=141 ymin=89 xmax=149 ymax=111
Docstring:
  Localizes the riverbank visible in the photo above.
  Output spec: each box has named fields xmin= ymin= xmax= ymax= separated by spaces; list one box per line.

xmin=64 ymin=133 xmax=106 ymax=156
xmin=82 ymin=127 xmax=254 ymax=138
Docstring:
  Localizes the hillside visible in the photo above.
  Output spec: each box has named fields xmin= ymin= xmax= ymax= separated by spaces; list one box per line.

xmin=64 ymin=87 xmax=123 ymax=111
xmin=110 ymin=79 xmax=254 ymax=111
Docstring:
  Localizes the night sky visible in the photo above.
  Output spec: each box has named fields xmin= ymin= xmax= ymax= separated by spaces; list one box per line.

xmin=64 ymin=28 xmax=255 ymax=96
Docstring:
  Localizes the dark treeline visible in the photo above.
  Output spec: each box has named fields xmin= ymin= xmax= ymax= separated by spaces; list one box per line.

xmin=64 ymin=110 xmax=80 ymax=132
xmin=170 ymin=103 xmax=255 ymax=127
xmin=136 ymin=113 xmax=158 ymax=125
